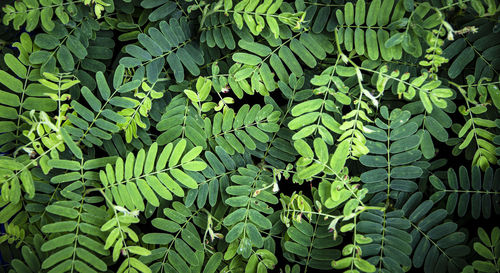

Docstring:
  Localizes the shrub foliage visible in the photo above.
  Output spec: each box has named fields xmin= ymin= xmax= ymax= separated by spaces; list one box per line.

xmin=0 ymin=0 xmax=499 ymax=272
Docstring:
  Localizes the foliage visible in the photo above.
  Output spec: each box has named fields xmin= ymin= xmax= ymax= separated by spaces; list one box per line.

xmin=0 ymin=0 xmax=499 ymax=272
xmin=462 ymin=227 xmax=500 ymax=273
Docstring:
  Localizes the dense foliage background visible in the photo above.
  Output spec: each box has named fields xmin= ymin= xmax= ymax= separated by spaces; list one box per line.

xmin=0 ymin=0 xmax=499 ymax=272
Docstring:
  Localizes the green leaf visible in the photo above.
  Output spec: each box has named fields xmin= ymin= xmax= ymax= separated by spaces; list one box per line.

xmin=66 ymin=36 xmax=87 ymax=59
xmin=223 ymin=208 xmax=247 ymax=226
xmin=344 ymin=2 xmax=354 ymax=25
xmin=57 ymin=45 xmax=74 ymax=71
xmin=424 ymin=116 xmax=448 ymax=142
xmin=76 ymin=247 xmax=107 ymax=271
xmin=294 ymin=139 xmax=313 ymax=158
xmin=246 ymin=223 xmax=263 ymax=247
xmin=298 ymin=163 xmax=324 ymax=180
xmin=0 ymin=71 xmax=23 ymax=93
xmin=313 ymin=138 xmax=328 ymax=163
xmin=60 ymin=128 xmax=82 ymax=159
xmin=366 ymin=0 xmax=380 ymax=26
xmin=391 ymin=166 xmax=422 ymax=179
xmin=4 ymin=53 xmax=27 ymax=78
xmin=248 ymin=209 xmax=272 ymax=229
xmin=448 ymin=47 xmax=474 ymax=79
xmin=169 ymin=139 xmax=187 ymax=167
xmin=226 ymin=222 xmax=245 ymax=243
xmin=355 ymin=0 xmax=366 ymax=26
xmin=330 ymin=141 xmax=350 ymax=174
xmin=41 ymin=246 xmax=72 ymax=269
xmin=134 ymin=149 xmax=146 ymax=178
xmin=473 ymin=242 xmax=495 ymax=260
xmin=170 ymin=169 xmax=198 ymax=189
xmin=40 ymin=7 xmax=55 ymax=31
xmin=46 ymin=204 xmax=79 ymax=219
xmin=130 ymin=258 xmax=152 ymax=273
xmin=354 ymin=258 xmax=376 ymax=272
xmin=41 ymin=221 xmax=78 ymax=233
xmin=472 ymin=260 xmax=497 ymax=272
xmin=233 ymin=53 xmax=262 ymax=66
xmin=487 ymin=84 xmax=500 ymax=109
xmin=385 ymin=33 xmax=404 ymax=48
xmin=361 ymin=169 xmax=388 ymax=183
xmin=284 ymin=241 xmax=308 ymax=256
xmin=203 ymin=253 xmax=223 ymax=273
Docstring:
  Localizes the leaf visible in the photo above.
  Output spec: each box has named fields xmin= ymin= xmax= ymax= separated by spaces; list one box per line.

xmin=424 ymin=116 xmax=448 ymax=142
xmin=170 ymin=169 xmax=198 ymax=189
xmin=298 ymin=163 xmax=324 ymax=180
xmin=226 ymin=222 xmax=245 ymax=243
xmin=41 ymin=221 xmax=78 ymax=233
xmin=248 ymin=209 xmax=272 ymax=229
xmin=366 ymin=0 xmax=380 ymax=26
xmin=40 ymin=7 xmax=55 ymax=31
xmin=473 ymin=242 xmax=495 ymax=260
xmin=472 ymin=261 xmax=497 ymax=272
xmin=344 ymin=2 xmax=354 ymax=25
xmin=41 ymin=246 xmax=72 ymax=269
xmin=60 ymin=128 xmax=82 ymax=159
xmin=385 ymin=33 xmax=404 ymax=48
xmin=4 ymin=53 xmax=27 ymax=78
xmin=76 ymin=248 xmax=107 ymax=271
xmin=130 ymin=258 xmax=152 ymax=273
xmin=223 ymin=208 xmax=247 ymax=226
xmin=313 ymin=138 xmax=328 ymax=163
xmin=294 ymin=139 xmax=313 ymax=158
xmin=361 ymin=169 xmax=388 ymax=183
xmin=354 ymin=258 xmax=376 ymax=272
xmin=284 ymin=241 xmax=308 ymax=256
xmin=487 ymin=84 xmax=500 ymax=109
xmin=57 ymin=45 xmax=74 ymax=71
xmin=429 ymin=175 xmax=445 ymax=190
xmin=233 ymin=53 xmax=262 ymax=65
xmin=46 ymin=204 xmax=79 ymax=219
xmin=355 ymin=0 xmax=366 ymax=25
xmin=203 ymin=253 xmax=223 ymax=273
xmin=0 ymin=71 xmax=23 ymax=93
xmin=134 ymin=149 xmax=146 ymax=178
xmin=448 ymin=47 xmax=474 ymax=79
xmin=391 ymin=166 xmax=422 ymax=179
xmin=66 ymin=36 xmax=87 ymax=60
xmin=169 ymin=139 xmax=187 ymax=167
xmin=330 ymin=141 xmax=350 ymax=174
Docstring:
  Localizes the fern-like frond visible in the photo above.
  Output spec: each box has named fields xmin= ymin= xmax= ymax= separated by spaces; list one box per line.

xmin=206 ymin=104 xmax=281 ymax=155
xmin=430 ymin=166 xmax=500 ymax=219
xmin=222 ymin=165 xmax=277 ymax=258
xmin=0 ymin=33 xmax=58 ymax=152
xmin=282 ymin=217 xmax=342 ymax=270
xmin=140 ymin=201 xmax=205 ymax=272
xmin=120 ymin=17 xmax=204 ymax=83
xmin=40 ymin=201 xmax=109 ymax=272
xmin=8 ymin=237 xmax=46 ymax=273
xmin=200 ymin=13 xmax=236 ymax=50
xmin=462 ymin=226 xmax=500 ymax=273
xmin=360 ymin=106 xmax=423 ymax=204
xmin=357 ymin=209 xmax=412 ymax=272
xmin=401 ymin=192 xmax=470 ymax=273
xmin=229 ymin=32 xmax=333 ymax=96
xmin=221 ymin=0 xmax=306 ymax=38
xmin=443 ymin=21 xmax=500 ymax=80
xmin=100 ymin=141 xmax=207 ymax=210
xmin=156 ymin=94 xmax=207 ymax=147
xmin=185 ymin=146 xmax=251 ymax=208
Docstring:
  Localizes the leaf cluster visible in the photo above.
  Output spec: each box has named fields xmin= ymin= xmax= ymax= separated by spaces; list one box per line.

xmin=0 ymin=0 xmax=499 ymax=273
